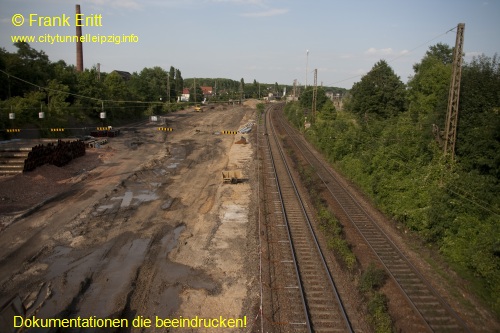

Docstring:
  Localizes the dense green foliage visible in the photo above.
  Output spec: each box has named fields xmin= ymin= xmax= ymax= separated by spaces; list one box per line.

xmin=285 ymin=46 xmax=500 ymax=316
xmin=0 ymin=42 xmax=349 ymax=137
xmin=0 ymin=42 xmax=190 ymax=134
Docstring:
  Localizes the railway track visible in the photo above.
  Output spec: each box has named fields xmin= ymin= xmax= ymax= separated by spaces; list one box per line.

xmin=262 ymin=105 xmax=352 ymax=332
xmin=270 ymin=103 xmax=470 ymax=333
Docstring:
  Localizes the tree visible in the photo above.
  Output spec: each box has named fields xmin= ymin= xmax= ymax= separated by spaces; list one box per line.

xmin=133 ymin=67 xmax=168 ymax=102
xmin=169 ymin=66 xmax=176 ymax=102
xmin=175 ymin=69 xmax=183 ymax=98
xmin=348 ymin=60 xmax=407 ymax=120
xmin=456 ymin=54 xmax=500 ymax=178
xmin=426 ymin=43 xmax=454 ymax=65
xmin=189 ymin=86 xmax=203 ymax=103
xmin=239 ymin=78 xmax=245 ymax=100
xmin=299 ymin=86 xmax=329 ymax=110
xmin=407 ymin=44 xmax=452 ymax=142
xmin=47 ymin=80 xmax=69 ymax=115
xmin=252 ymin=79 xmax=259 ymax=98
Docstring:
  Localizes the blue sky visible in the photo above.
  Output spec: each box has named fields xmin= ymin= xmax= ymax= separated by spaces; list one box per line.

xmin=1 ymin=0 xmax=499 ymax=89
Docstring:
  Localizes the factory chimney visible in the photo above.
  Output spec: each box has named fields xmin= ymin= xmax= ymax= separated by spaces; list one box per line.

xmin=76 ymin=4 xmax=83 ymax=72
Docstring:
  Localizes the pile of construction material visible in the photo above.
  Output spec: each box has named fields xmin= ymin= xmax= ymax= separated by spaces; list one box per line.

xmin=238 ymin=122 xmax=254 ymax=134
xmin=23 ymin=140 xmax=86 ymax=172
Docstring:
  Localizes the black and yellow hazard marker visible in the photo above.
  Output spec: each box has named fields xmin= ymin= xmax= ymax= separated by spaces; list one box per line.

xmin=50 ymin=128 xmax=65 ymax=132
xmin=6 ymin=129 xmax=21 ymax=133
xmin=97 ymin=127 xmax=109 ymax=131
xmin=222 ymin=131 xmax=238 ymax=134
xmin=158 ymin=127 xmax=173 ymax=131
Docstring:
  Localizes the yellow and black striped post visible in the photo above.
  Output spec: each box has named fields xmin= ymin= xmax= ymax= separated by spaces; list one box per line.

xmin=222 ymin=131 xmax=238 ymax=134
xmin=158 ymin=127 xmax=173 ymax=132
xmin=6 ymin=129 xmax=21 ymax=133
xmin=50 ymin=128 xmax=65 ymax=132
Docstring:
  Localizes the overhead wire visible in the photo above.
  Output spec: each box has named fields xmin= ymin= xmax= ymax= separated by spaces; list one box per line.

xmin=323 ymin=25 xmax=459 ymax=87
xmin=0 ymin=68 xmax=167 ymax=105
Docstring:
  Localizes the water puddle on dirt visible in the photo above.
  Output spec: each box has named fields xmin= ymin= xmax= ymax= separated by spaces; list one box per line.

xmin=96 ymin=184 xmax=160 ymax=213
xmin=145 ymin=224 xmax=221 ymax=317
xmin=37 ymin=236 xmax=152 ymax=319
xmin=77 ymin=238 xmax=151 ymax=318
xmin=161 ymin=224 xmax=186 ymax=253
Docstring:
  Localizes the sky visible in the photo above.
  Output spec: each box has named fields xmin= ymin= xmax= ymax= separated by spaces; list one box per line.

xmin=1 ymin=0 xmax=499 ymax=89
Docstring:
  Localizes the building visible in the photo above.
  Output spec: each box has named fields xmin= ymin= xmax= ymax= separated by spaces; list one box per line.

xmin=180 ymin=88 xmax=190 ymax=102
xmin=200 ymin=86 xmax=213 ymax=96
xmin=111 ymin=70 xmax=132 ymax=81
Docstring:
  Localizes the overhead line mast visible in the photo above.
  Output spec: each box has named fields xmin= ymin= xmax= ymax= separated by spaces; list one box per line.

xmin=444 ymin=23 xmax=465 ymax=161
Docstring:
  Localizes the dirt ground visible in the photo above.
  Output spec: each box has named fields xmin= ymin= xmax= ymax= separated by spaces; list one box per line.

xmin=2 ymin=101 xmax=497 ymax=333
xmin=0 ymin=104 xmax=260 ymax=332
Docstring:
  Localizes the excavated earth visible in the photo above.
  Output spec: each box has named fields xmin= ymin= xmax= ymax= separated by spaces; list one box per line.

xmin=1 ymin=101 xmax=498 ymax=333
xmin=0 ymin=103 xmax=260 ymax=332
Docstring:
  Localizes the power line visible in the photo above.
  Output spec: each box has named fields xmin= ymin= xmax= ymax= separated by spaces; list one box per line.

xmin=325 ymin=25 xmax=458 ymax=87
xmin=0 ymin=69 xmax=164 ymax=105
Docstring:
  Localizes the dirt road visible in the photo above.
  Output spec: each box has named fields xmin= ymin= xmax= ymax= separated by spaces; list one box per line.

xmin=0 ymin=104 xmax=259 ymax=332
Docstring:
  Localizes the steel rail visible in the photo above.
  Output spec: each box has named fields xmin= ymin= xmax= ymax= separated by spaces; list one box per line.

xmin=274 ymin=103 xmax=470 ymax=333
xmin=265 ymin=105 xmax=353 ymax=332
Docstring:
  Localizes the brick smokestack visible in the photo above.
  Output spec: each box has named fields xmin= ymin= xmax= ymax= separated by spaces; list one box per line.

xmin=76 ymin=4 xmax=83 ymax=72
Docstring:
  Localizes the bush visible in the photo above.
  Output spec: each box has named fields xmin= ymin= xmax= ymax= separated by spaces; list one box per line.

xmin=368 ymin=292 xmax=393 ymax=333
xmin=359 ymin=263 xmax=388 ymax=293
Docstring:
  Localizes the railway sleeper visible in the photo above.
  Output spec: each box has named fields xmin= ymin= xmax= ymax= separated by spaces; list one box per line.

xmin=306 ymin=285 xmax=331 ymax=292
xmin=412 ymin=299 xmax=442 ymax=308
xmin=411 ymin=295 xmax=436 ymax=301
xmin=420 ymin=308 xmax=448 ymax=317
xmin=391 ymin=269 xmax=416 ymax=276
xmin=311 ymin=321 xmax=345 ymax=331
xmin=399 ymin=284 xmax=429 ymax=295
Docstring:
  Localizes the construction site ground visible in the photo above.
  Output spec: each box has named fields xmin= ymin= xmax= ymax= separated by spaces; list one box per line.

xmin=0 ymin=103 xmax=260 ymax=332
xmin=1 ymin=101 xmax=497 ymax=333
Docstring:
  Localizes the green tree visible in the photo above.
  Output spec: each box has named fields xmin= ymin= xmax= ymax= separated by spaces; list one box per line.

xmin=348 ymin=60 xmax=407 ymax=120
xmin=299 ymin=86 xmax=329 ymax=111
xmin=47 ymin=79 xmax=70 ymax=119
xmin=456 ymin=54 xmax=500 ymax=178
xmin=407 ymin=44 xmax=452 ymax=149
xmin=169 ymin=66 xmax=176 ymax=102
xmin=175 ymin=69 xmax=183 ymax=98
xmin=239 ymin=78 xmax=245 ymax=100
xmin=134 ymin=66 xmax=168 ymax=102
xmin=189 ymin=85 xmax=203 ymax=103
xmin=252 ymin=79 xmax=259 ymax=98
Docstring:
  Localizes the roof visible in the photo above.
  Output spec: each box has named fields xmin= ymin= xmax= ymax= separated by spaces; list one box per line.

xmin=201 ymin=86 xmax=213 ymax=95
xmin=111 ymin=70 xmax=132 ymax=80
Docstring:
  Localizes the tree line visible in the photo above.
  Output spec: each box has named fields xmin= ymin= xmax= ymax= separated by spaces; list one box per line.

xmin=285 ymin=43 xmax=500 ymax=317
xmin=0 ymin=43 xmax=188 ymax=130
xmin=0 ymin=42 xmax=348 ymax=137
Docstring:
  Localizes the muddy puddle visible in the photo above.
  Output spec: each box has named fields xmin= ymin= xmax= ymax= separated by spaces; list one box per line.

xmin=23 ymin=224 xmax=218 ymax=322
xmin=139 ymin=224 xmax=220 ymax=318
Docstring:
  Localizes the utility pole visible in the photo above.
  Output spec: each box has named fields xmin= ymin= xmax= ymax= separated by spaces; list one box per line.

xmin=444 ymin=23 xmax=465 ymax=161
xmin=312 ymin=69 xmax=318 ymax=120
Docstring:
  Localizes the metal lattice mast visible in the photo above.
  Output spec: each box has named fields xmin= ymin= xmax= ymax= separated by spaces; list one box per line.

xmin=312 ymin=69 xmax=318 ymax=120
xmin=444 ymin=23 xmax=465 ymax=160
